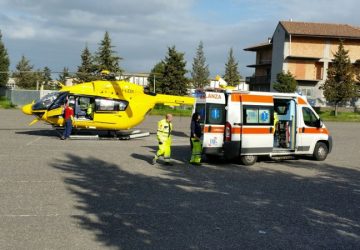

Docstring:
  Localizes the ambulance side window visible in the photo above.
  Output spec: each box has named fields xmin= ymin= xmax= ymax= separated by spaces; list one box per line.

xmin=243 ymin=105 xmax=273 ymax=125
xmin=206 ymin=104 xmax=225 ymax=125
xmin=302 ymin=107 xmax=318 ymax=127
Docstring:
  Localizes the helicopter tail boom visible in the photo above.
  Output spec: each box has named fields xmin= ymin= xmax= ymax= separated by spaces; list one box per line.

xmin=154 ymin=94 xmax=195 ymax=107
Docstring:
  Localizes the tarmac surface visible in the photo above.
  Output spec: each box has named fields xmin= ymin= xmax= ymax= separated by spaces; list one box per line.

xmin=0 ymin=109 xmax=359 ymax=249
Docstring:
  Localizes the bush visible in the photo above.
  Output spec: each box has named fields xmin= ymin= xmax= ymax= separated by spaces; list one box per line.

xmin=0 ymin=96 xmax=15 ymax=109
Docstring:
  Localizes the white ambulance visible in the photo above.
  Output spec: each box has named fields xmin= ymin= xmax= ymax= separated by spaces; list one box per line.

xmin=194 ymin=90 xmax=333 ymax=165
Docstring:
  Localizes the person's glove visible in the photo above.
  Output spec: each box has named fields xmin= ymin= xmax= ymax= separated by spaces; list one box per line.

xmin=158 ymin=141 xmax=163 ymax=145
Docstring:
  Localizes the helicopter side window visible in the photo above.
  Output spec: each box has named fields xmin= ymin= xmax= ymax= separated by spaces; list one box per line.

xmin=95 ymin=98 xmax=128 ymax=112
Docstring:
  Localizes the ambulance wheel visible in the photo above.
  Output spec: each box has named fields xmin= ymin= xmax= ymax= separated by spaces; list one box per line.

xmin=240 ymin=155 xmax=258 ymax=166
xmin=313 ymin=142 xmax=328 ymax=161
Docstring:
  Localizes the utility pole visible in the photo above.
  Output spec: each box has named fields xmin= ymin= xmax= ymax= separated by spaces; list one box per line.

xmin=153 ymin=74 xmax=156 ymax=93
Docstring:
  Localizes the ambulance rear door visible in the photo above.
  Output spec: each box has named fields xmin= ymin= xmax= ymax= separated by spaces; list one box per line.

xmin=202 ymin=91 xmax=226 ymax=155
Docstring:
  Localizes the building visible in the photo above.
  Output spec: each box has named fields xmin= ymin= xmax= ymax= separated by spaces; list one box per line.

xmin=120 ymin=73 xmax=149 ymax=87
xmin=245 ymin=21 xmax=360 ymax=106
xmin=6 ymin=78 xmax=16 ymax=89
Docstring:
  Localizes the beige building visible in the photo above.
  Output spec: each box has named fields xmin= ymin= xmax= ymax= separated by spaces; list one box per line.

xmin=245 ymin=21 xmax=360 ymax=106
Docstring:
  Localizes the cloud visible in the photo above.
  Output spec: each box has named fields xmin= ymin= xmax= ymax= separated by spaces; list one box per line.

xmin=0 ymin=0 xmax=359 ymax=76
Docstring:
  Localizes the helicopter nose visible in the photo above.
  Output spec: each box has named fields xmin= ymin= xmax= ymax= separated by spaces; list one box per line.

xmin=21 ymin=103 xmax=33 ymax=115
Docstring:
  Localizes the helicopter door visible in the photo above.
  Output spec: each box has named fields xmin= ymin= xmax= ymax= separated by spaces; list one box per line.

xmin=74 ymin=96 xmax=94 ymax=120
xmin=46 ymin=92 xmax=68 ymax=118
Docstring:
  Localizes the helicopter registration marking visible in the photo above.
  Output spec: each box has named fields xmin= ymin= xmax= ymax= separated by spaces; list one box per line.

xmin=124 ymin=89 xmax=134 ymax=93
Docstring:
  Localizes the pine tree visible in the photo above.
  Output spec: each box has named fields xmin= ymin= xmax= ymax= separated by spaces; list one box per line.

xmin=76 ymin=45 xmax=96 ymax=83
xmin=13 ymin=55 xmax=37 ymax=89
xmin=95 ymin=31 xmax=123 ymax=74
xmin=58 ymin=67 xmax=70 ymax=84
xmin=320 ymin=41 xmax=356 ymax=116
xmin=148 ymin=61 xmax=165 ymax=93
xmin=161 ymin=46 xmax=189 ymax=95
xmin=223 ymin=48 xmax=241 ymax=86
xmin=40 ymin=66 xmax=52 ymax=89
xmin=273 ymin=71 xmax=297 ymax=93
xmin=0 ymin=30 xmax=10 ymax=87
xmin=191 ymin=41 xmax=210 ymax=89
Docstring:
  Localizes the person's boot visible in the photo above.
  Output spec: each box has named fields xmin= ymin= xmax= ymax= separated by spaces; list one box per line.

xmin=152 ymin=156 xmax=158 ymax=165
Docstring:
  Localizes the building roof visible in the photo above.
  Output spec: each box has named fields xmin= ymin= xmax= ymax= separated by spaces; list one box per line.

xmin=280 ymin=21 xmax=360 ymax=39
xmin=244 ymin=42 xmax=272 ymax=51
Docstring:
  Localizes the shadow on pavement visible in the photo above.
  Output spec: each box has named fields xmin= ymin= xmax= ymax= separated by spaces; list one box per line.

xmin=15 ymin=129 xmax=60 ymax=137
xmin=52 ymin=153 xmax=360 ymax=249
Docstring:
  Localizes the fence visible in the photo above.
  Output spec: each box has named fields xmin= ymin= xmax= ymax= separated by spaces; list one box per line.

xmin=0 ymin=88 xmax=55 ymax=106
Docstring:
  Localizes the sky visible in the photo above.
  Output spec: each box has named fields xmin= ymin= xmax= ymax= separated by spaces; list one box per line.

xmin=0 ymin=0 xmax=359 ymax=78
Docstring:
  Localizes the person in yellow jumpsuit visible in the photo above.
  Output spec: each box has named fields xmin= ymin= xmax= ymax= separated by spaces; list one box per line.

xmin=86 ymin=100 xmax=95 ymax=120
xmin=190 ymin=112 xmax=202 ymax=165
xmin=274 ymin=111 xmax=279 ymax=147
xmin=152 ymin=114 xmax=173 ymax=165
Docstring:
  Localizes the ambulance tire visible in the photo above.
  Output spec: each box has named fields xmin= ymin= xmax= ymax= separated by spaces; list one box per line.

xmin=313 ymin=142 xmax=328 ymax=161
xmin=240 ymin=155 xmax=258 ymax=166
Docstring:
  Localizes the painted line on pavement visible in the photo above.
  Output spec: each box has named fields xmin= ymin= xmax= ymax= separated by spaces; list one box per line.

xmin=26 ymin=136 xmax=42 ymax=146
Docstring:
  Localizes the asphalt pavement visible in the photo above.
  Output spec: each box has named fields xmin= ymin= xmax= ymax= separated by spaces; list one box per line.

xmin=0 ymin=109 xmax=359 ymax=249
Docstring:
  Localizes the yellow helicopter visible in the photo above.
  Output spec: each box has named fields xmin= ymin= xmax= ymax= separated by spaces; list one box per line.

xmin=21 ymin=73 xmax=194 ymax=132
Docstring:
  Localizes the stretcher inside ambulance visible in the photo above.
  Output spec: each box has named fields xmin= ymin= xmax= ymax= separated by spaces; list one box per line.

xmin=194 ymin=90 xmax=333 ymax=165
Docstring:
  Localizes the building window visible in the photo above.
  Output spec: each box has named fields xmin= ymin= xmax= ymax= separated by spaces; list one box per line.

xmin=298 ymin=87 xmax=314 ymax=98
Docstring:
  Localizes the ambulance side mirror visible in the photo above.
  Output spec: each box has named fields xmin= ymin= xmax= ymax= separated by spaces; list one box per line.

xmin=315 ymin=119 xmax=322 ymax=128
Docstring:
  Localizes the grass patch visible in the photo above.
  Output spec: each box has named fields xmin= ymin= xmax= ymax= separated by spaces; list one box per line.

xmin=0 ymin=96 xmax=16 ymax=109
xmin=318 ymin=110 xmax=360 ymax=122
xmin=150 ymin=104 xmax=192 ymax=116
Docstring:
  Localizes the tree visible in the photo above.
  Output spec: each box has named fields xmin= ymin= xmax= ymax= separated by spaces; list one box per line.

xmin=38 ymin=66 xmax=52 ymax=89
xmin=320 ymin=41 xmax=357 ymax=116
xmin=147 ymin=61 xmax=165 ymax=93
xmin=191 ymin=41 xmax=210 ymax=89
xmin=95 ymin=31 xmax=123 ymax=74
xmin=160 ymin=46 xmax=189 ymax=95
xmin=273 ymin=71 xmax=298 ymax=93
xmin=76 ymin=45 xmax=96 ymax=83
xmin=58 ymin=67 xmax=70 ymax=84
xmin=0 ymin=30 xmax=10 ymax=87
xmin=13 ymin=55 xmax=37 ymax=89
xmin=223 ymin=48 xmax=241 ymax=86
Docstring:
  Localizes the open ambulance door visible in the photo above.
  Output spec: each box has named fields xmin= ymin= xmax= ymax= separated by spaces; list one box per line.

xmin=195 ymin=92 xmax=226 ymax=156
xmin=240 ymin=95 xmax=274 ymax=164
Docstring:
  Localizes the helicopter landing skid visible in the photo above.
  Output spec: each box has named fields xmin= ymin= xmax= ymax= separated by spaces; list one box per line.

xmin=116 ymin=130 xmax=150 ymax=140
xmin=53 ymin=126 xmax=150 ymax=140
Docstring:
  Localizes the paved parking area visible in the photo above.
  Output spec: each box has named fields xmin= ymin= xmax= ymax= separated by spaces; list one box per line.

xmin=0 ymin=109 xmax=359 ymax=249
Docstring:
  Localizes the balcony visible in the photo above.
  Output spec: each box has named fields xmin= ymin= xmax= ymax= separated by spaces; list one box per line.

xmin=247 ymin=60 xmax=272 ymax=68
xmin=246 ymin=75 xmax=271 ymax=85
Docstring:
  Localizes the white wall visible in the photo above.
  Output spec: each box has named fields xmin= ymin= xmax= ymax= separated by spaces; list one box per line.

xmin=270 ymin=24 xmax=286 ymax=91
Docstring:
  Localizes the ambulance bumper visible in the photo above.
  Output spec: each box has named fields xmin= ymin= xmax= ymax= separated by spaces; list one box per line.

xmin=223 ymin=141 xmax=241 ymax=160
xmin=328 ymin=136 xmax=333 ymax=153
xmin=203 ymin=147 xmax=223 ymax=156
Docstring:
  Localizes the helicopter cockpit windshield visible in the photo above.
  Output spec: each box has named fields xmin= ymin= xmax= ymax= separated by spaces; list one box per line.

xmin=32 ymin=92 xmax=61 ymax=111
